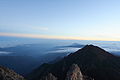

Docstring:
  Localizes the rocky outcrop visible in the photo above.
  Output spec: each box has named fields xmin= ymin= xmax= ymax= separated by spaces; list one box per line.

xmin=66 ymin=64 xmax=94 ymax=80
xmin=0 ymin=66 xmax=25 ymax=80
xmin=40 ymin=73 xmax=57 ymax=80
xmin=65 ymin=64 xmax=84 ymax=80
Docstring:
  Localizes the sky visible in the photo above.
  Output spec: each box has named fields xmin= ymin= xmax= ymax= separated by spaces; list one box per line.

xmin=0 ymin=0 xmax=120 ymax=41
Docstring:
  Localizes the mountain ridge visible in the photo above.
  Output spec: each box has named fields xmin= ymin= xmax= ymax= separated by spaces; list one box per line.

xmin=27 ymin=45 xmax=120 ymax=80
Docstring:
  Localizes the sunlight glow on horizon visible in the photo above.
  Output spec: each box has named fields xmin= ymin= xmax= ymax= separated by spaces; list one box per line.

xmin=1 ymin=0 xmax=120 ymax=41
xmin=0 ymin=32 xmax=120 ymax=41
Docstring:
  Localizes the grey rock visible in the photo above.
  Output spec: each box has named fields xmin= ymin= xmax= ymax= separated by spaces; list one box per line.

xmin=66 ymin=64 xmax=94 ymax=80
xmin=65 ymin=64 xmax=84 ymax=80
xmin=0 ymin=66 xmax=25 ymax=80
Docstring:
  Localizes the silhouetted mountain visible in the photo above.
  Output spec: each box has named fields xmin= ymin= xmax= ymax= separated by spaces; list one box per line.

xmin=56 ymin=43 xmax=84 ymax=48
xmin=27 ymin=45 xmax=120 ymax=80
xmin=0 ymin=66 xmax=25 ymax=80
xmin=65 ymin=43 xmax=84 ymax=48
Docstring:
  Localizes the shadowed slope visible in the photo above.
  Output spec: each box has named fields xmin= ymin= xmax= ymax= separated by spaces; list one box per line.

xmin=27 ymin=45 xmax=120 ymax=80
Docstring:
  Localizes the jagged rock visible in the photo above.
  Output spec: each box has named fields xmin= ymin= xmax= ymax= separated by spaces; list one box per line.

xmin=65 ymin=64 xmax=84 ymax=80
xmin=0 ymin=66 xmax=25 ymax=80
xmin=66 ymin=64 xmax=94 ymax=80
xmin=40 ymin=73 xmax=57 ymax=80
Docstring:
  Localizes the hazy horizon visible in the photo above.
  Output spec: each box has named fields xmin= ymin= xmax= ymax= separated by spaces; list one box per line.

xmin=1 ymin=0 xmax=120 ymax=41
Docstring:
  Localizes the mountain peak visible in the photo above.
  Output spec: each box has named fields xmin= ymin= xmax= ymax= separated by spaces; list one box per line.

xmin=82 ymin=45 xmax=101 ymax=50
xmin=75 ymin=45 xmax=114 ymax=58
xmin=28 ymin=45 xmax=120 ymax=80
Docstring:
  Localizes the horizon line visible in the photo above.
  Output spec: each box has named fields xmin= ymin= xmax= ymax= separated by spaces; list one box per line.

xmin=0 ymin=32 xmax=119 ymax=41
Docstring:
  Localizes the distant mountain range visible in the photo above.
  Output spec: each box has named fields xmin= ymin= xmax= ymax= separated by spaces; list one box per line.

xmin=0 ymin=44 xmax=68 ymax=75
xmin=56 ymin=43 xmax=84 ymax=48
xmin=27 ymin=45 xmax=120 ymax=80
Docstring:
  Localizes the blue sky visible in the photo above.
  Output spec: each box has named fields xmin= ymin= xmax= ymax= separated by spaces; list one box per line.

xmin=0 ymin=0 xmax=120 ymax=41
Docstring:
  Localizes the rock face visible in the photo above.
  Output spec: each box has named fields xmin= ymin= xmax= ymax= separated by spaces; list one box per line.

xmin=40 ymin=73 xmax=57 ymax=80
xmin=0 ymin=66 xmax=25 ymax=80
xmin=65 ymin=64 xmax=83 ymax=80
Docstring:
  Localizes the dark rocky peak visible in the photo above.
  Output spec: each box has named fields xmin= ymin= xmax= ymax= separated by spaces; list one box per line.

xmin=75 ymin=45 xmax=114 ymax=57
xmin=0 ymin=66 xmax=25 ymax=80
xmin=27 ymin=45 xmax=120 ymax=80
xmin=79 ymin=45 xmax=105 ymax=52
xmin=40 ymin=73 xmax=57 ymax=80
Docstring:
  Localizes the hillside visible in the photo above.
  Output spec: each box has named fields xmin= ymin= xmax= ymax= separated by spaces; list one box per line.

xmin=27 ymin=45 xmax=120 ymax=80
